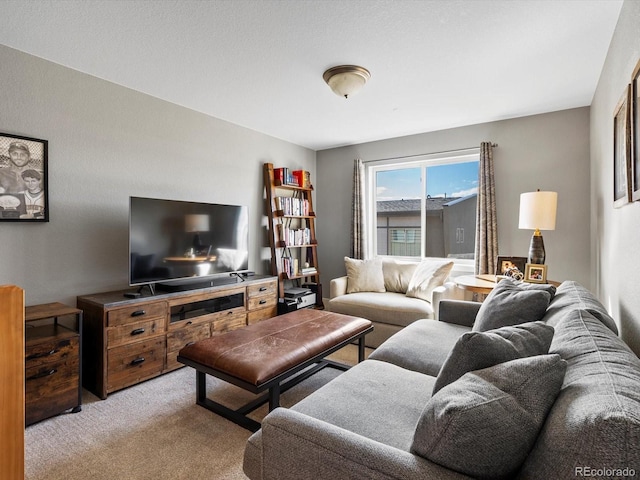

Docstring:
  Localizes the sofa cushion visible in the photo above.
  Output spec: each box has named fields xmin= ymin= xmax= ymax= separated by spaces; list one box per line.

xmin=291 ymin=359 xmax=435 ymax=451
xmin=328 ymin=292 xmax=434 ymax=328
xmin=344 ymin=257 xmax=385 ymax=293
xmin=406 ymin=259 xmax=453 ymax=302
xmin=517 ymin=308 xmax=640 ymax=479
xmin=432 ymin=321 xmax=555 ymax=394
xmin=382 ymin=260 xmax=417 ymax=293
xmin=369 ymin=319 xmax=470 ymax=376
xmin=543 ymin=280 xmax=618 ymax=334
xmin=412 ymin=354 xmax=567 ymax=479
xmin=473 ymin=278 xmax=551 ymax=332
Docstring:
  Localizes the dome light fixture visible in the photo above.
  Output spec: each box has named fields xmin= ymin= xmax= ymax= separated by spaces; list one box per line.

xmin=323 ymin=65 xmax=371 ymax=99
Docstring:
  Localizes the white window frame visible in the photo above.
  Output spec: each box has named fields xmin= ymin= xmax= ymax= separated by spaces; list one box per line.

xmin=365 ymin=149 xmax=480 ymax=272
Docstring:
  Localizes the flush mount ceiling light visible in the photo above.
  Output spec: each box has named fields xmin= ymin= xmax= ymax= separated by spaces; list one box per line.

xmin=323 ymin=65 xmax=371 ymax=99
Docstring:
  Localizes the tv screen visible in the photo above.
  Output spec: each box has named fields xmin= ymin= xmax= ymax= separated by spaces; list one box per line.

xmin=129 ymin=197 xmax=249 ymax=287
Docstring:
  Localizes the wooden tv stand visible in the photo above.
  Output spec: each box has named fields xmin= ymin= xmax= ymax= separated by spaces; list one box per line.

xmin=77 ymin=275 xmax=277 ymax=399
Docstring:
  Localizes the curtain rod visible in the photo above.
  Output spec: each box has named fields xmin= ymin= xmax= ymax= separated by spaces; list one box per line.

xmin=362 ymin=143 xmax=498 ymax=164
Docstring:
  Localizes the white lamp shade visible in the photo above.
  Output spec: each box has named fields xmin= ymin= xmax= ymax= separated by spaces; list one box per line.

xmin=185 ymin=214 xmax=209 ymax=232
xmin=518 ymin=191 xmax=558 ymax=231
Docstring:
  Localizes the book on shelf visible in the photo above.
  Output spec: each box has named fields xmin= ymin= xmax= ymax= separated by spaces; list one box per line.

xmin=275 ymin=196 xmax=310 ymax=216
xmin=274 ymin=167 xmax=299 ymax=186
xmin=301 ymin=267 xmax=317 ymax=276
xmin=292 ymin=170 xmax=311 ymax=188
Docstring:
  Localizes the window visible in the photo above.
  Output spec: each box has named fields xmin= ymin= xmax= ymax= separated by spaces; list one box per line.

xmin=366 ymin=151 xmax=479 ymax=261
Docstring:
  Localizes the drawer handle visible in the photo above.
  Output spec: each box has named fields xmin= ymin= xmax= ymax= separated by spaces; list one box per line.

xmin=26 ymin=369 xmax=57 ymax=381
xmin=131 ymin=328 xmax=146 ymax=336
xmin=259 ymin=287 xmax=267 ymax=292
xmin=186 ymin=321 xmax=193 ymax=325
xmin=130 ymin=357 xmax=145 ymax=366
xmin=259 ymin=299 xmax=267 ymax=305
xmin=131 ymin=310 xmax=146 ymax=317
xmin=26 ymin=349 xmax=57 ymax=361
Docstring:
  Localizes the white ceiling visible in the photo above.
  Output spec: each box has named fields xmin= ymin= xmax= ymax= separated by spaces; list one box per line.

xmin=0 ymin=0 xmax=623 ymax=151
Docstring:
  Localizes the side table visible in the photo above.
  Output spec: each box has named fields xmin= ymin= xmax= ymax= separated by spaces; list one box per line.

xmin=25 ymin=303 xmax=83 ymax=425
xmin=455 ymin=274 xmax=561 ymax=297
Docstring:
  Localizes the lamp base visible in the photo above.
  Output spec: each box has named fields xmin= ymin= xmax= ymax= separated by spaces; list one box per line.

xmin=528 ymin=233 xmax=546 ymax=265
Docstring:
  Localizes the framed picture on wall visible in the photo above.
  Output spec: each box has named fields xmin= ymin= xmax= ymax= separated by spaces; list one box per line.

xmin=0 ymin=132 xmax=49 ymax=222
xmin=631 ymin=59 xmax=640 ymax=202
xmin=613 ymin=85 xmax=631 ymax=208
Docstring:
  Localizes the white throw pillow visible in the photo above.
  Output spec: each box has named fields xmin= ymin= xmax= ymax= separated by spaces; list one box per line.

xmin=383 ymin=260 xmax=418 ymax=293
xmin=405 ymin=259 xmax=453 ymax=302
xmin=344 ymin=257 xmax=386 ymax=293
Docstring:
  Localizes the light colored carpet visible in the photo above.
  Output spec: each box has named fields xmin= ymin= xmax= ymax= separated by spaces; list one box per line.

xmin=25 ymin=344 xmax=370 ymax=480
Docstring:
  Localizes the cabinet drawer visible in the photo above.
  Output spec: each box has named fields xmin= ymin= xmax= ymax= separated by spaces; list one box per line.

xmin=247 ymin=281 xmax=277 ymax=299
xmin=107 ymin=337 xmax=165 ymax=393
xmin=247 ymin=305 xmax=278 ymax=325
xmin=108 ymin=302 xmax=167 ymax=327
xmin=166 ymin=323 xmax=211 ymax=353
xmin=107 ymin=318 xmax=165 ymax=348
xmin=247 ymin=295 xmax=277 ymax=312
xmin=166 ymin=323 xmax=211 ymax=371
xmin=25 ymin=335 xmax=78 ymax=369
xmin=25 ymin=337 xmax=79 ymax=425
xmin=212 ymin=312 xmax=246 ymax=333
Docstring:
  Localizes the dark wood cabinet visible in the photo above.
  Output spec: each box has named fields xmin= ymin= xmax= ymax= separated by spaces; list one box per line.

xmin=77 ymin=275 xmax=277 ymax=399
xmin=24 ymin=303 xmax=83 ymax=426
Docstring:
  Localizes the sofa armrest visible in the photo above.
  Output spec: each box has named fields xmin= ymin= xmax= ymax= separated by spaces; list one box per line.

xmin=438 ymin=299 xmax=481 ymax=328
xmin=329 ymin=276 xmax=348 ymax=298
xmin=259 ymin=408 xmax=473 ymax=480
xmin=431 ymin=281 xmax=465 ymax=320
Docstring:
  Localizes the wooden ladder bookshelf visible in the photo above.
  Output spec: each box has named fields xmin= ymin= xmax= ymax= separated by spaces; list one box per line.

xmin=263 ymin=162 xmax=322 ymax=306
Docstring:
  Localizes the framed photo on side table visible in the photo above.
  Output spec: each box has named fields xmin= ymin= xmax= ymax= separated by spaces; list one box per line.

xmin=495 ymin=256 xmax=527 ymax=276
xmin=524 ymin=264 xmax=547 ymax=284
xmin=631 ymin=59 xmax=640 ymax=202
xmin=613 ymin=85 xmax=631 ymax=208
xmin=0 ymin=132 xmax=48 ymax=222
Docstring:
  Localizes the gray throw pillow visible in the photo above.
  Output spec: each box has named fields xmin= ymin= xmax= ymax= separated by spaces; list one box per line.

xmin=473 ymin=278 xmax=552 ymax=332
xmin=412 ymin=354 xmax=567 ymax=479
xmin=515 ymin=280 xmax=557 ymax=299
xmin=432 ymin=321 xmax=555 ymax=394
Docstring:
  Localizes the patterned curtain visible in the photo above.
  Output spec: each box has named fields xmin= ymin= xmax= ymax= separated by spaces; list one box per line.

xmin=474 ymin=142 xmax=498 ymax=274
xmin=350 ymin=158 xmax=365 ymax=259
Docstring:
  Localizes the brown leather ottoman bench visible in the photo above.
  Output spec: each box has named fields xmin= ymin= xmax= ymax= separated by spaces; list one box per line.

xmin=177 ymin=309 xmax=373 ymax=431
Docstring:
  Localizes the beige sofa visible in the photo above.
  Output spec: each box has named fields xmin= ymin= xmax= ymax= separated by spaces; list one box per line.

xmin=326 ymin=257 xmax=462 ymax=348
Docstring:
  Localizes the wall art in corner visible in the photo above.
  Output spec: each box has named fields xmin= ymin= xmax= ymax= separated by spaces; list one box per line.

xmin=613 ymin=85 xmax=631 ymax=208
xmin=631 ymin=58 xmax=640 ymax=202
xmin=0 ymin=132 xmax=48 ymax=222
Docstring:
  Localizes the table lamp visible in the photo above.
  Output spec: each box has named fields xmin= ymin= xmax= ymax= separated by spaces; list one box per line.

xmin=518 ymin=190 xmax=557 ymax=264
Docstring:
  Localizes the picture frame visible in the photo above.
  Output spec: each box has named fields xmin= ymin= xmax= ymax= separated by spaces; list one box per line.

xmin=0 ymin=132 xmax=48 ymax=222
xmin=631 ymin=59 xmax=640 ymax=202
xmin=613 ymin=85 xmax=631 ymax=208
xmin=495 ymin=256 xmax=527 ymax=276
xmin=524 ymin=263 xmax=547 ymax=284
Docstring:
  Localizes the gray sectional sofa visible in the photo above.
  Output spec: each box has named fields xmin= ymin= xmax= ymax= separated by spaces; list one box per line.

xmin=243 ymin=280 xmax=640 ymax=480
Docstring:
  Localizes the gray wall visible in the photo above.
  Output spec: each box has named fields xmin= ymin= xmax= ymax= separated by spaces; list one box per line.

xmin=590 ymin=0 xmax=640 ymax=355
xmin=316 ymin=107 xmax=591 ymax=291
xmin=0 ymin=45 xmax=315 ymax=306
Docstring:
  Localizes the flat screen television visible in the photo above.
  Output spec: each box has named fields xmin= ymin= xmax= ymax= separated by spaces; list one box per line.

xmin=129 ymin=196 xmax=249 ymax=290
